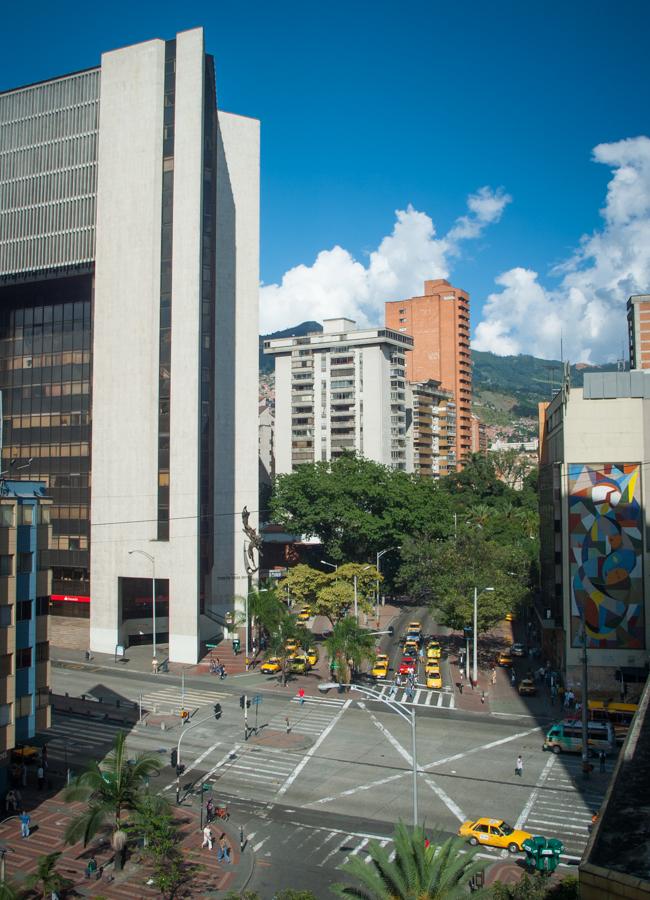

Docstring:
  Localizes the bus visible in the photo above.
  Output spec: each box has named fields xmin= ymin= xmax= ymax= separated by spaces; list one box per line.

xmin=543 ymin=719 xmax=616 ymax=755
xmin=587 ymin=700 xmax=638 ymax=743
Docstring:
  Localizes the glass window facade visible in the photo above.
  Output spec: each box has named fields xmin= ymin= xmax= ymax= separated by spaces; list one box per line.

xmin=0 ymin=273 xmax=92 ymax=602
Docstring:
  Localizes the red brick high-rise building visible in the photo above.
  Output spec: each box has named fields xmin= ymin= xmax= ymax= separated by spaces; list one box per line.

xmin=386 ymin=279 xmax=472 ymax=467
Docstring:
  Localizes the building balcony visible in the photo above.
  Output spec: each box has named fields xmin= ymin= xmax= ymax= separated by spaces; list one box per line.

xmin=0 ymin=723 xmax=16 ymax=754
xmin=0 ymin=674 xmax=15 ymax=705
xmin=0 ymin=624 xmax=16 ymax=656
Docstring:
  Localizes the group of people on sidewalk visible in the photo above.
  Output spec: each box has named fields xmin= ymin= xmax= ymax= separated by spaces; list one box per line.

xmin=201 ymin=825 xmax=233 ymax=862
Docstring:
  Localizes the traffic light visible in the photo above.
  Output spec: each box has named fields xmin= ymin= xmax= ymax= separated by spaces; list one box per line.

xmin=175 ymin=763 xmax=185 ymax=776
xmin=214 ymin=703 xmax=222 ymax=719
xmin=170 ymin=748 xmax=178 ymax=769
xmin=239 ymin=695 xmax=245 ymax=709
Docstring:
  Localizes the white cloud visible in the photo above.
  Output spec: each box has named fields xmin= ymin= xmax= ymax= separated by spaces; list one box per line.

xmin=259 ymin=187 xmax=511 ymax=334
xmin=473 ymin=136 xmax=650 ymax=363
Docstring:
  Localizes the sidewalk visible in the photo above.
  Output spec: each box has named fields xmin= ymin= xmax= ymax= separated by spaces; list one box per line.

xmin=0 ymin=786 xmax=253 ymax=898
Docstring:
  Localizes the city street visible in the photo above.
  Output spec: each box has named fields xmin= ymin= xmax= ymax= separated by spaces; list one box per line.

xmin=44 ymin=645 xmax=611 ymax=894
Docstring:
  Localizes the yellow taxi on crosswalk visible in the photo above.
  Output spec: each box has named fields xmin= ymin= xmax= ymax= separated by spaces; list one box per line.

xmin=426 ymin=670 xmax=443 ymax=689
xmin=458 ymin=817 xmax=532 ymax=853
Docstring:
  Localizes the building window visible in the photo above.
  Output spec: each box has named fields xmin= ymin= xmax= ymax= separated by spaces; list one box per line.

xmin=50 ymin=599 xmax=89 ymax=619
xmin=15 ymin=695 xmax=32 ymax=718
xmin=16 ymin=601 xmax=32 ymax=622
xmin=0 ymin=506 xmax=14 ymax=527
xmin=0 ymin=704 xmax=11 ymax=727
xmin=36 ymin=596 xmax=49 ymax=616
xmin=16 ymin=647 xmax=31 ymax=669
xmin=36 ymin=642 xmax=49 ymax=663
xmin=18 ymin=553 xmax=33 ymax=574
xmin=0 ymin=555 xmax=13 ymax=577
xmin=19 ymin=506 xmax=33 ymax=526
xmin=36 ymin=688 xmax=49 ymax=710
xmin=0 ymin=654 xmax=12 ymax=677
xmin=0 ymin=606 xmax=12 ymax=627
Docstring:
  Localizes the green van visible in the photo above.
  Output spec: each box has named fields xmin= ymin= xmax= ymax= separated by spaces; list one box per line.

xmin=543 ymin=718 xmax=615 ymax=754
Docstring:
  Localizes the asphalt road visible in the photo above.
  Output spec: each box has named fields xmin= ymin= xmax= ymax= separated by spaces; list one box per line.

xmin=48 ymin=655 xmax=611 ymax=893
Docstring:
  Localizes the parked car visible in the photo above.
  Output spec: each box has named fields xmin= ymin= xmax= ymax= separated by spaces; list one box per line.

xmin=518 ymin=678 xmax=537 ymax=696
xmin=511 ymin=643 xmax=526 ymax=657
xmin=260 ymin=657 xmax=282 ymax=674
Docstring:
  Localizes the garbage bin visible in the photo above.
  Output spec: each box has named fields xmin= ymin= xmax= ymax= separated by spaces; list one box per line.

xmin=232 ymin=637 xmax=241 ymax=655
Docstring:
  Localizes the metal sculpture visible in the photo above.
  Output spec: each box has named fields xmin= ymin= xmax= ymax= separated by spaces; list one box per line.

xmin=242 ymin=506 xmax=262 ymax=574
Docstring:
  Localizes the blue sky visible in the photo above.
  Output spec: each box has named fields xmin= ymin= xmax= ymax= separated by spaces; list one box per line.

xmin=2 ymin=1 xmax=649 ymax=361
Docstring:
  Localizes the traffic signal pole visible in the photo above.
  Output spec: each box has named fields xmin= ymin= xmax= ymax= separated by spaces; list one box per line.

xmin=174 ymin=712 xmax=222 ymax=804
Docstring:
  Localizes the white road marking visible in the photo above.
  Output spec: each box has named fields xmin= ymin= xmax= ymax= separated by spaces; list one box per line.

xmin=276 ymin=699 xmax=352 ymax=797
xmin=515 ymin=754 xmax=555 ymax=830
xmin=182 ymin=739 xmax=223 ymax=776
xmin=421 ymin=775 xmax=466 ymax=822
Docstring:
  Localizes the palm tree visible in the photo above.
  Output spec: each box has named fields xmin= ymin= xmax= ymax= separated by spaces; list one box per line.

xmin=324 ymin=617 xmax=376 ymax=686
xmin=264 ymin=612 xmax=301 ymax=685
xmin=248 ymin=586 xmax=285 ymax=646
xmin=333 ymin=822 xmax=487 ymax=899
xmin=64 ymin=731 xmax=163 ymax=870
xmin=23 ymin=852 xmax=73 ymax=899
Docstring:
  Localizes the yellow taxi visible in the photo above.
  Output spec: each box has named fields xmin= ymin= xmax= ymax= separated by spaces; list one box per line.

xmin=458 ymin=817 xmax=531 ymax=853
xmin=11 ymin=745 xmax=40 ymax=763
xmin=426 ymin=671 xmax=443 ymax=689
xmin=372 ymin=654 xmax=389 ymax=680
xmin=285 ymin=639 xmax=299 ymax=657
xmin=297 ymin=606 xmax=312 ymax=622
xmin=425 ymin=661 xmax=440 ymax=676
xmin=404 ymin=640 xmax=419 ymax=657
xmin=290 ymin=654 xmax=310 ymax=674
xmin=426 ymin=641 xmax=442 ymax=660
xmin=497 ymin=651 xmax=513 ymax=667
xmin=260 ymin=657 xmax=282 ymax=674
xmin=407 ymin=621 xmax=422 ymax=637
xmin=306 ymin=647 xmax=319 ymax=666
xmin=505 ymin=612 xmax=515 ymax=622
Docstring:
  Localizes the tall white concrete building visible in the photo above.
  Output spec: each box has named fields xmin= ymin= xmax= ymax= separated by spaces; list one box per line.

xmin=0 ymin=28 xmax=259 ymax=662
xmin=264 ymin=319 xmax=413 ymax=473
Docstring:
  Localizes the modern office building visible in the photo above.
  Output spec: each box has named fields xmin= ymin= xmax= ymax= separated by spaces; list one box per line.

xmin=385 ymin=279 xmax=472 ymax=467
xmin=264 ymin=319 xmax=413 ymax=473
xmin=0 ymin=479 xmax=52 ymax=790
xmin=0 ymin=28 xmax=259 ymax=663
xmin=627 ymin=294 xmax=650 ymax=370
xmin=538 ymin=370 xmax=650 ymax=691
xmin=405 ymin=380 xmax=455 ymax=478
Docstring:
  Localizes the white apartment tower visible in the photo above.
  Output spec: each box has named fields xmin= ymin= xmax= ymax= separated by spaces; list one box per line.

xmin=264 ymin=319 xmax=413 ymax=473
xmin=0 ymin=28 xmax=259 ymax=662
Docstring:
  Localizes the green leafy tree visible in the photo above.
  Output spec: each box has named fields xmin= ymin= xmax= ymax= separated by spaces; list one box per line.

xmin=441 ymin=453 xmax=507 ymax=500
xmin=333 ymin=822 xmax=487 ymax=899
xmin=64 ymin=731 xmax=163 ymax=870
xmin=314 ymin=581 xmax=355 ymax=627
xmin=280 ymin=564 xmax=330 ymax=607
xmin=398 ymin=530 xmax=530 ymax=633
xmin=248 ymin=585 xmax=286 ymax=643
xmin=23 ymin=852 xmax=73 ymax=899
xmin=271 ymin=454 xmax=454 ymax=566
xmin=324 ymin=617 xmax=377 ymax=685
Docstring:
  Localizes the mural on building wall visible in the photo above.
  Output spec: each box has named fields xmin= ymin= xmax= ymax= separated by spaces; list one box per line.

xmin=569 ymin=463 xmax=644 ymax=649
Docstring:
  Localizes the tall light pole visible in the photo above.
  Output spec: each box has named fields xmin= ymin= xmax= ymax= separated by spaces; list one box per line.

xmin=246 ymin=587 xmax=267 ymax=671
xmin=320 ymin=681 xmax=418 ymax=826
xmin=353 ymin=565 xmax=371 ymax=621
xmin=376 ymin=547 xmax=400 ymax=619
xmin=128 ymin=549 xmax=156 ymax=659
xmin=472 ymin=586 xmax=494 ymax=684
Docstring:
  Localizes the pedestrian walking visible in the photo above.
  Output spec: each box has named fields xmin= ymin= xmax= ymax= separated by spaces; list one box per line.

xmin=599 ymin=750 xmax=607 ymax=773
xmin=298 ymin=687 xmax=305 ymax=705
xmin=37 ymin=765 xmax=44 ymax=791
xmin=206 ymin=798 xmax=214 ymax=823
xmin=458 ymin=679 xmax=463 ymax=695
xmin=19 ymin=809 xmax=30 ymax=838
xmin=202 ymin=825 xmax=213 ymax=850
xmin=5 ymin=790 xmax=16 ymax=813
xmin=490 ymin=667 xmax=497 ymax=685
xmin=510 ymin=669 xmax=516 ymax=686
xmin=217 ymin=833 xmax=232 ymax=863
xmin=285 ymin=716 xmax=291 ymax=734
xmin=515 ymin=755 xmax=523 ymax=777
xmin=152 ymin=656 xmax=159 ymax=675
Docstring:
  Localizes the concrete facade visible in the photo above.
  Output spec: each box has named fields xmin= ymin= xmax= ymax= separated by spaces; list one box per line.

xmin=385 ymin=279 xmax=472 ymax=467
xmin=539 ymin=373 xmax=650 ymax=690
xmin=0 ymin=29 xmax=259 ymax=664
xmin=405 ymin=380 xmax=455 ymax=478
xmin=627 ymin=294 xmax=650 ymax=371
xmin=264 ymin=320 xmax=413 ymax=473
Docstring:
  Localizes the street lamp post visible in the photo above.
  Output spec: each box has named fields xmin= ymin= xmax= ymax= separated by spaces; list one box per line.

xmin=320 ymin=559 xmax=338 ymax=572
xmin=472 ymin=586 xmax=494 ymax=684
xmin=320 ymin=681 xmax=418 ymax=825
xmin=128 ymin=549 xmax=156 ymax=659
xmin=246 ymin=588 xmax=267 ymax=671
xmin=376 ymin=547 xmax=400 ymax=619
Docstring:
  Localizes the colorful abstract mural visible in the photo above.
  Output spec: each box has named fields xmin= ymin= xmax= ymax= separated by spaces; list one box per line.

xmin=569 ymin=463 xmax=644 ymax=649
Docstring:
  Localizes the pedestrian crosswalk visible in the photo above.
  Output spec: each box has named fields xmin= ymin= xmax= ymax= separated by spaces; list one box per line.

xmin=370 ymin=683 xmax=455 ymax=710
xmin=245 ymin=819 xmax=394 ymax=870
xmin=520 ymin=754 xmax=607 ymax=861
xmin=141 ymin=687 xmax=228 ymax=714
